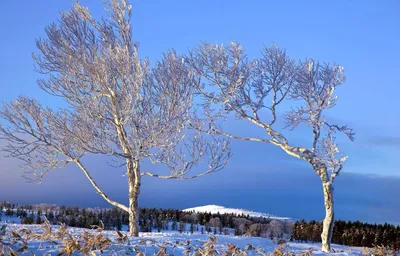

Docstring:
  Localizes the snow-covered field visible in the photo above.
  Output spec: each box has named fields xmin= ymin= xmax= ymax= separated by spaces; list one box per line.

xmin=0 ymin=221 xmax=365 ymax=255
xmin=183 ymin=205 xmax=291 ymax=220
xmin=0 ymin=206 xmax=373 ymax=255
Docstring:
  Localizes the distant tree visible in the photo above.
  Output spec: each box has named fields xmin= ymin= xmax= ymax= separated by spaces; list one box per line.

xmin=249 ymin=223 xmax=265 ymax=237
xmin=47 ymin=211 xmax=54 ymax=222
xmin=179 ymin=221 xmax=185 ymax=233
xmin=190 ymin=223 xmax=194 ymax=234
xmin=233 ymin=217 xmax=252 ymax=235
xmin=35 ymin=214 xmax=42 ymax=225
xmin=5 ymin=208 xmax=12 ymax=216
xmin=157 ymin=216 xmax=162 ymax=232
xmin=23 ymin=213 xmax=34 ymax=224
xmin=293 ymin=219 xmax=400 ymax=250
xmin=60 ymin=215 xmax=67 ymax=225
xmin=69 ymin=216 xmax=77 ymax=227
xmin=0 ymin=0 xmax=230 ymax=237
xmin=116 ymin=217 xmax=122 ymax=231
xmin=171 ymin=219 xmax=177 ymax=231
xmin=148 ymin=218 xmax=153 ymax=232
xmin=190 ymin=42 xmax=355 ymax=252
xmin=268 ymin=220 xmax=284 ymax=238
xmin=269 ymin=230 xmax=274 ymax=240
xmin=234 ymin=226 xmax=240 ymax=236
xmin=77 ymin=215 xmax=85 ymax=228
xmin=209 ymin=217 xmax=221 ymax=231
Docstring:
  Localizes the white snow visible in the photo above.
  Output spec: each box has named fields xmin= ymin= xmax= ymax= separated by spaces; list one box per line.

xmin=0 ymin=222 xmax=364 ymax=255
xmin=183 ymin=205 xmax=291 ymax=220
xmin=0 ymin=207 xmax=368 ymax=255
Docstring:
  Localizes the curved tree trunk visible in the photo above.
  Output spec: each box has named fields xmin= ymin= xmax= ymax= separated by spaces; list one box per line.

xmin=321 ymin=181 xmax=334 ymax=252
xmin=127 ymin=159 xmax=141 ymax=237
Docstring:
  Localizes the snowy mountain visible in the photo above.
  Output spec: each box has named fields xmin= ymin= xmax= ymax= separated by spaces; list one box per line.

xmin=183 ymin=205 xmax=291 ymax=220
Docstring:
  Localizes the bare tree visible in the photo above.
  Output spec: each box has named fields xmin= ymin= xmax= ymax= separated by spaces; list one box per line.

xmin=0 ymin=0 xmax=230 ymax=237
xmin=208 ymin=217 xmax=221 ymax=228
xmin=267 ymin=219 xmax=284 ymax=238
xmin=233 ymin=217 xmax=252 ymax=235
xmin=189 ymin=42 xmax=355 ymax=252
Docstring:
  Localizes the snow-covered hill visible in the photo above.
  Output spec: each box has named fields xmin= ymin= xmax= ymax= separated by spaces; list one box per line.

xmin=183 ymin=205 xmax=291 ymax=220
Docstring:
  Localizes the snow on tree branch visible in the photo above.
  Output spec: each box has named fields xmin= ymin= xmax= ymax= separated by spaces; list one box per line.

xmin=188 ymin=40 xmax=354 ymax=252
xmin=0 ymin=0 xmax=231 ymax=230
xmin=188 ymin=42 xmax=354 ymax=182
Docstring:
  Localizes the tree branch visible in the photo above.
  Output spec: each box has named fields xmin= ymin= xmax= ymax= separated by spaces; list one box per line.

xmin=141 ymin=169 xmax=217 ymax=180
xmin=74 ymin=159 xmax=129 ymax=212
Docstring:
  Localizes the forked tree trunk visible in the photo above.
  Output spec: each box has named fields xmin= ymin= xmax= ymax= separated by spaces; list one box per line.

xmin=127 ymin=159 xmax=141 ymax=237
xmin=321 ymin=181 xmax=334 ymax=252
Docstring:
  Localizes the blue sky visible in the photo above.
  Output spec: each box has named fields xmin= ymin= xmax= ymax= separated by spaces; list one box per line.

xmin=0 ymin=1 xmax=399 ymax=224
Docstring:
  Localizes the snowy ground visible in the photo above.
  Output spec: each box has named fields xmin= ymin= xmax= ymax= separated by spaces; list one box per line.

xmin=0 ymin=221 xmax=366 ymax=255
xmin=0 ymin=207 xmax=369 ymax=255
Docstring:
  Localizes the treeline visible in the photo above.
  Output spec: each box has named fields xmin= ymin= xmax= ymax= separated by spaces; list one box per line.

xmin=0 ymin=202 xmax=291 ymax=239
xmin=293 ymin=219 xmax=400 ymax=250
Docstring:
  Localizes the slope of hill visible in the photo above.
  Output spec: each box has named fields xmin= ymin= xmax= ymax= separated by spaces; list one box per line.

xmin=183 ymin=205 xmax=291 ymax=220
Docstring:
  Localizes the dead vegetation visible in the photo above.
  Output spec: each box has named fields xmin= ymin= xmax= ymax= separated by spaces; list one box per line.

xmin=0 ymin=218 xmax=118 ymax=255
xmin=0 ymin=220 xmax=374 ymax=255
xmin=361 ymin=245 xmax=397 ymax=256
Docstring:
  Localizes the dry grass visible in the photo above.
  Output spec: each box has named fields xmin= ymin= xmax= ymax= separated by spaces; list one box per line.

xmin=0 ymin=218 xmax=116 ymax=256
xmin=0 ymin=224 xmax=34 ymax=256
xmin=361 ymin=244 xmax=397 ymax=256
xmin=0 ymin=221 xmax=363 ymax=256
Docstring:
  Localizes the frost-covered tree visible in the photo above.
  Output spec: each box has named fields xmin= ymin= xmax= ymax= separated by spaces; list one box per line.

xmin=268 ymin=219 xmax=284 ymax=238
xmin=189 ymin=42 xmax=355 ymax=251
xmin=209 ymin=217 xmax=221 ymax=229
xmin=0 ymin=1 xmax=230 ymax=236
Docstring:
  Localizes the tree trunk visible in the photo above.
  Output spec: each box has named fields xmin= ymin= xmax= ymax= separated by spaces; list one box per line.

xmin=127 ymin=159 xmax=141 ymax=237
xmin=321 ymin=181 xmax=334 ymax=252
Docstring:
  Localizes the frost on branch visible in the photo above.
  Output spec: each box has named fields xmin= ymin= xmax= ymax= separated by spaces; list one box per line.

xmin=316 ymin=129 xmax=348 ymax=183
xmin=189 ymin=42 xmax=354 ymax=182
xmin=189 ymin=40 xmax=355 ymax=253
xmin=0 ymin=1 xmax=231 ymax=185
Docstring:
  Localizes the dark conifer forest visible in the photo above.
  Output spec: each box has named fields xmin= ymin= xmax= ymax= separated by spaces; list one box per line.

xmin=293 ymin=219 xmax=400 ymax=250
